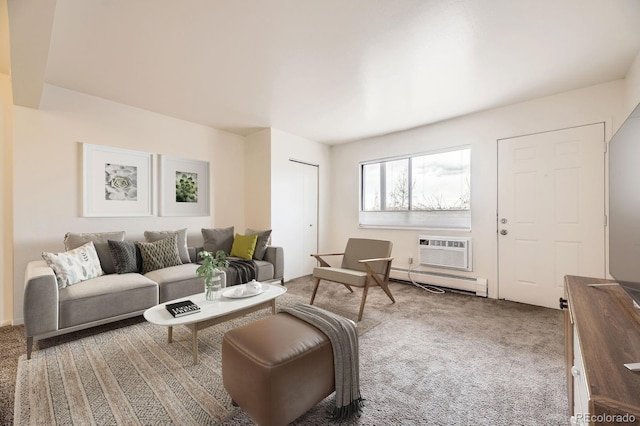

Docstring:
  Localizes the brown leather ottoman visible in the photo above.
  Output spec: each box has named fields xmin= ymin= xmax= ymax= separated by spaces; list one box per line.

xmin=222 ymin=313 xmax=335 ymax=426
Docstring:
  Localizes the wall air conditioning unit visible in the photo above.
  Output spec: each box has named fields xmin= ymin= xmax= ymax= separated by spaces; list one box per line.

xmin=419 ymin=235 xmax=472 ymax=271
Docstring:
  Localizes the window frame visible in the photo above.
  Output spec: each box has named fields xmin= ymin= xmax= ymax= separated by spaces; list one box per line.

xmin=359 ymin=146 xmax=471 ymax=231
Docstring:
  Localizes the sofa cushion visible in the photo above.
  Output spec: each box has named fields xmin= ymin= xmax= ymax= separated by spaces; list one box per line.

xmin=108 ymin=240 xmax=142 ymax=274
xmin=144 ymin=228 xmax=190 ymax=263
xmin=42 ymin=241 xmax=104 ymax=289
xmin=64 ymin=231 xmax=125 ymax=274
xmin=58 ymin=273 xmax=158 ymax=329
xmin=202 ymin=226 xmax=234 ymax=255
xmin=137 ymin=235 xmax=183 ymax=273
xmin=145 ymin=264 xmax=203 ymax=303
xmin=245 ymin=229 xmax=272 ymax=260
xmin=230 ymin=233 xmax=258 ymax=260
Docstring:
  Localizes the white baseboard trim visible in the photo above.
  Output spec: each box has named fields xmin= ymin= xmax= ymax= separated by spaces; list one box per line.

xmin=391 ymin=267 xmax=488 ymax=297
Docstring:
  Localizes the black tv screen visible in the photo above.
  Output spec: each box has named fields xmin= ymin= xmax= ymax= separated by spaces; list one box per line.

xmin=609 ymin=103 xmax=640 ymax=307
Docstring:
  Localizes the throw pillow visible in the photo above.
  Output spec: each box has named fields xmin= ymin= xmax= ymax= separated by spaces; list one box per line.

xmin=42 ymin=241 xmax=104 ymax=289
xmin=245 ymin=228 xmax=272 ymax=260
xmin=64 ymin=231 xmax=126 ymax=275
xmin=108 ymin=240 xmax=142 ymax=274
xmin=202 ymin=226 xmax=234 ymax=255
xmin=229 ymin=233 xmax=258 ymax=260
xmin=144 ymin=228 xmax=190 ymax=263
xmin=137 ymin=235 xmax=183 ymax=274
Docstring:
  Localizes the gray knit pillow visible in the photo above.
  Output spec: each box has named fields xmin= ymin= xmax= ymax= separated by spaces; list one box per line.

xmin=108 ymin=240 xmax=141 ymax=274
xmin=137 ymin=235 xmax=183 ymax=274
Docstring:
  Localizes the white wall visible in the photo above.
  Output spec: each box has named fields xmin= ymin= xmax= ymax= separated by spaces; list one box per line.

xmin=12 ymin=84 xmax=245 ymax=323
xmin=0 ymin=73 xmax=12 ymax=326
xmin=623 ymin=50 xmax=640 ymax=119
xmin=270 ymin=128 xmax=331 ymax=281
xmin=244 ymin=128 xmax=271 ymax=230
xmin=329 ymin=80 xmax=629 ymax=299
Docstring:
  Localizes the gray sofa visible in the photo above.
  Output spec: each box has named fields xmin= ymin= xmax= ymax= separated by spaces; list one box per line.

xmin=24 ymin=243 xmax=284 ymax=359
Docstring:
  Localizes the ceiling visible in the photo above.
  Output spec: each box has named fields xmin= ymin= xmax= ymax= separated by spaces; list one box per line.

xmin=7 ymin=0 xmax=640 ymax=144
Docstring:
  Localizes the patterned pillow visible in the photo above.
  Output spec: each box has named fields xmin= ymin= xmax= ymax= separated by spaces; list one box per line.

xmin=144 ymin=228 xmax=190 ymax=263
xmin=64 ymin=231 xmax=126 ymax=274
xmin=108 ymin=240 xmax=141 ymax=274
xmin=137 ymin=235 xmax=183 ymax=274
xmin=42 ymin=241 xmax=104 ymax=289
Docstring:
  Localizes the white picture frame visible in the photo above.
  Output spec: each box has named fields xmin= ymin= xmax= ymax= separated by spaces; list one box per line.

xmin=159 ymin=155 xmax=210 ymax=216
xmin=82 ymin=143 xmax=154 ymax=217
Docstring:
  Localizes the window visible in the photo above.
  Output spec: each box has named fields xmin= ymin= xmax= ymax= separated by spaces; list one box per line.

xmin=360 ymin=147 xmax=471 ymax=229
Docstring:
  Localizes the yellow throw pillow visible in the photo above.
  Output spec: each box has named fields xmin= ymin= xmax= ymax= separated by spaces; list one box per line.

xmin=230 ymin=233 xmax=258 ymax=260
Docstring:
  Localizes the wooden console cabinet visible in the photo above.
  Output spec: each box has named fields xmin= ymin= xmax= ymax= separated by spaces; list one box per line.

xmin=564 ymin=275 xmax=640 ymax=425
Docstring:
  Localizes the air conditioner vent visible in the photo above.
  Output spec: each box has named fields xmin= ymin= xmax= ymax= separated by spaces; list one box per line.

xmin=419 ymin=235 xmax=472 ymax=271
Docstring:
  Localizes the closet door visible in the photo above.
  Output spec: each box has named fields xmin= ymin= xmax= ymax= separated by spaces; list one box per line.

xmin=288 ymin=160 xmax=318 ymax=278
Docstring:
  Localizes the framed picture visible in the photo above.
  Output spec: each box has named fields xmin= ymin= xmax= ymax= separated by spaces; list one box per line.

xmin=82 ymin=143 xmax=153 ymax=217
xmin=159 ymin=155 xmax=210 ymax=216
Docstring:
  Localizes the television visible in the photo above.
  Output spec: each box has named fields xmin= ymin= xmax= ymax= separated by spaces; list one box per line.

xmin=609 ymin=102 xmax=640 ymax=309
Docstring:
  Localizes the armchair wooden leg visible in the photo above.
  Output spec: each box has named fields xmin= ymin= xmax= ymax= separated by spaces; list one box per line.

xmin=342 ymin=283 xmax=354 ymax=293
xmin=358 ymin=285 xmax=370 ymax=322
xmin=310 ymin=277 xmax=321 ymax=304
xmin=379 ymin=280 xmax=396 ymax=303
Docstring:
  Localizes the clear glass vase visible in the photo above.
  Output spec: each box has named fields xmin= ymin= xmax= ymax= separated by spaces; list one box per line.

xmin=204 ymin=271 xmax=227 ymax=302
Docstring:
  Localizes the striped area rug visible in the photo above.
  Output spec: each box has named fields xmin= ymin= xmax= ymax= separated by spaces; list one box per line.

xmin=14 ymin=293 xmax=379 ymax=425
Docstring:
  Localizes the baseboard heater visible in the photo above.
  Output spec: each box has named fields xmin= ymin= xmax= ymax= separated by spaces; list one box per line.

xmin=390 ymin=267 xmax=488 ymax=297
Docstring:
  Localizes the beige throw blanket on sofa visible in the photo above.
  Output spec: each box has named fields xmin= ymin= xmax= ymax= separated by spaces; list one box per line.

xmin=279 ymin=304 xmax=364 ymax=420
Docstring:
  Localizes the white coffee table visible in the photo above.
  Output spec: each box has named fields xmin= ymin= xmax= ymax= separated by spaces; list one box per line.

xmin=144 ymin=282 xmax=287 ymax=364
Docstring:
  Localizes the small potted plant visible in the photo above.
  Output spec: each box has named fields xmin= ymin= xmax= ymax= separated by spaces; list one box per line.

xmin=197 ymin=250 xmax=229 ymax=301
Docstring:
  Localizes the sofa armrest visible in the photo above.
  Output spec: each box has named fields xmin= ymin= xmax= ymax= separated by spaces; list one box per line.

xmin=24 ymin=260 xmax=59 ymax=338
xmin=264 ymin=246 xmax=284 ymax=281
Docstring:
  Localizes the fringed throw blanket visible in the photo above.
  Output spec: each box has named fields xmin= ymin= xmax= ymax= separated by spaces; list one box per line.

xmin=227 ymin=259 xmax=257 ymax=285
xmin=279 ymin=304 xmax=364 ymax=421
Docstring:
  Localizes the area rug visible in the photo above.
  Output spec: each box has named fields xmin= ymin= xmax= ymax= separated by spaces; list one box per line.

xmin=14 ymin=292 xmax=380 ymax=425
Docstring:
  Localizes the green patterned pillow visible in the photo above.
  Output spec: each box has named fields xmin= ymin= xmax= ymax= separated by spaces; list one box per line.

xmin=137 ymin=235 xmax=183 ymax=274
xmin=42 ymin=241 xmax=104 ymax=289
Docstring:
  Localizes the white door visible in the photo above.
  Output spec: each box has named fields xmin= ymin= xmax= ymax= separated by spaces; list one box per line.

xmin=289 ymin=160 xmax=319 ymax=278
xmin=497 ymin=124 xmax=606 ymax=309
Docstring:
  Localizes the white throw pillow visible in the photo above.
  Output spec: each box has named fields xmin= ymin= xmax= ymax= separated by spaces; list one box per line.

xmin=42 ymin=241 xmax=104 ymax=289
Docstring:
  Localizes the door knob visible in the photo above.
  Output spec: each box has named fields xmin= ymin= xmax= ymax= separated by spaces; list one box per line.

xmin=500 ymin=229 xmax=508 ymax=235
xmin=500 ymin=218 xmax=508 ymax=224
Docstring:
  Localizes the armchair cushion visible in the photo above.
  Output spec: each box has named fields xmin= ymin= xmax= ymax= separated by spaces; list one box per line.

xmin=313 ymin=267 xmax=367 ymax=287
xmin=341 ymin=238 xmax=392 ymax=274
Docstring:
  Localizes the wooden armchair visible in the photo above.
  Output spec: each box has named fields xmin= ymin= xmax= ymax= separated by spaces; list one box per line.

xmin=310 ymin=238 xmax=395 ymax=321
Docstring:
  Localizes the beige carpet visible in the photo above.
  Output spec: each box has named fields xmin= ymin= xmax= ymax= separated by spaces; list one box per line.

xmin=12 ymin=277 xmax=568 ymax=425
xmin=13 ymin=290 xmax=379 ymax=425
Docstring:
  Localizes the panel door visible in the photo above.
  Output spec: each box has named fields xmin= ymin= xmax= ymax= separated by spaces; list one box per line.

xmin=497 ymin=124 xmax=605 ymax=308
